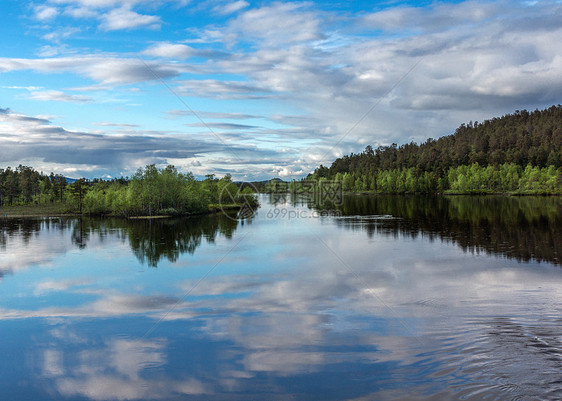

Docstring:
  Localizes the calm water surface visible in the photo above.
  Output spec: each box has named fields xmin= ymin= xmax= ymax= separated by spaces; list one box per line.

xmin=1 ymin=195 xmax=561 ymax=400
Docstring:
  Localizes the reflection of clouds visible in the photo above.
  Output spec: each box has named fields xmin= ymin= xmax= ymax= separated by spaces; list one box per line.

xmin=43 ymin=349 xmax=64 ymax=377
xmin=203 ymin=312 xmax=329 ymax=350
xmin=174 ymin=234 xmax=562 ymax=381
xmin=0 ymin=219 xmax=127 ymax=278
xmin=57 ymin=376 xmax=207 ymax=401
xmin=43 ymin=336 xmax=208 ymax=401
xmin=3 ymin=210 xmax=562 ymax=399
xmin=0 ymin=231 xmax=71 ymax=276
xmin=108 ymin=339 xmax=165 ymax=379
xmin=0 ymin=293 xmax=190 ymax=319
xmin=35 ymin=278 xmax=93 ymax=295
xmin=244 ymin=351 xmax=324 ymax=374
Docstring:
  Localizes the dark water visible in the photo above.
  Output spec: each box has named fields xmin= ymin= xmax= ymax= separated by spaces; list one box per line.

xmin=1 ymin=195 xmax=561 ymax=400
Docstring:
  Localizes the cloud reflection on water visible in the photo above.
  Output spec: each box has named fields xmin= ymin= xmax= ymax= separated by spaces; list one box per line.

xmin=1 ymin=196 xmax=562 ymax=399
xmin=43 ymin=337 xmax=209 ymax=400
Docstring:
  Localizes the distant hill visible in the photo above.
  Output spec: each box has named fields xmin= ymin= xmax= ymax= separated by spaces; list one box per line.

xmin=308 ymin=105 xmax=562 ymax=194
xmin=244 ymin=178 xmax=286 ymax=192
xmin=313 ymin=105 xmax=562 ymax=178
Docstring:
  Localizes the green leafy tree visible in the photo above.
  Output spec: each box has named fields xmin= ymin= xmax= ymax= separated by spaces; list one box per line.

xmin=69 ymin=178 xmax=88 ymax=213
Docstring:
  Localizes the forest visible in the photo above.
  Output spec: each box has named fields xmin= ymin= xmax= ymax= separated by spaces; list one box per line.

xmin=2 ymin=106 xmax=562 ymax=211
xmin=308 ymin=105 xmax=562 ymax=194
xmin=0 ymin=164 xmax=256 ymax=216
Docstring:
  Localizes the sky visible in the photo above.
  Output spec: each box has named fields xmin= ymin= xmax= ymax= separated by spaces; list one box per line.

xmin=0 ymin=0 xmax=561 ymax=180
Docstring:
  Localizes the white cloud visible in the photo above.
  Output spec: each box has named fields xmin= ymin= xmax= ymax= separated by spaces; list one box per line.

xmin=100 ymin=6 xmax=161 ymax=31
xmin=2 ymin=0 xmax=562 ymax=179
xmin=142 ymin=42 xmax=195 ymax=59
xmin=34 ymin=5 xmax=58 ymax=21
xmin=50 ymin=0 xmax=144 ymax=8
xmin=63 ymin=6 xmax=99 ymax=18
xmin=42 ymin=27 xmax=81 ymax=42
xmin=0 ymin=56 xmax=189 ymax=85
xmin=214 ymin=0 xmax=249 ymax=15
xmin=3 ymin=85 xmax=44 ymax=91
xmin=223 ymin=2 xmax=324 ymax=47
xmin=361 ymin=1 xmax=500 ymax=33
xmin=37 ymin=45 xmax=63 ymax=57
xmin=28 ymin=89 xmax=93 ymax=103
xmin=0 ymin=108 xmax=285 ymax=179
xmin=199 ymin=0 xmax=562 ymax=166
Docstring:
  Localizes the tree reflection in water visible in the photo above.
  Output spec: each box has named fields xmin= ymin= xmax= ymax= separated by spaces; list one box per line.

xmin=2 ymin=195 xmax=560 ymax=266
xmin=311 ymin=195 xmax=562 ymax=265
xmin=1 ymin=213 xmax=244 ymax=268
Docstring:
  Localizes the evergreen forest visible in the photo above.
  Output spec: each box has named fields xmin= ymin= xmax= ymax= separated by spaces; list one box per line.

xmin=308 ymin=106 xmax=562 ymax=194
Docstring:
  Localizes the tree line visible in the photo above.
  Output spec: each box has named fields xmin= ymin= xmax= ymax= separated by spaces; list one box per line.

xmin=0 ymin=164 xmax=257 ymax=216
xmin=0 ymin=165 xmax=67 ymax=206
xmin=307 ymin=105 xmax=562 ymax=194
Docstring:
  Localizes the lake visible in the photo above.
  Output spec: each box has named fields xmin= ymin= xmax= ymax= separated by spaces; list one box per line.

xmin=1 ymin=194 xmax=561 ymax=400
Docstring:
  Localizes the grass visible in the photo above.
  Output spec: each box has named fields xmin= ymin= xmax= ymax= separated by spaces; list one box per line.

xmin=0 ymin=202 xmax=246 ymax=219
xmin=0 ymin=203 xmax=74 ymax=218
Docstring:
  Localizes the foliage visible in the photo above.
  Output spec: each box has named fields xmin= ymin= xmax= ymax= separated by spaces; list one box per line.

xmin=0 ymin=164 xmax=257 ymax=216
xmin=308 ymin=105 xmax=562 ymax=194
xmin=82 ymin=165 xmax=209 ymax=216
xmin=0 ymin=165 xmax=68 ymax=206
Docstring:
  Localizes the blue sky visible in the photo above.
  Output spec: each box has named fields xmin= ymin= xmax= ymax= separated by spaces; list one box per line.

xmin=1 ymin=0 xmax=561 ymax=180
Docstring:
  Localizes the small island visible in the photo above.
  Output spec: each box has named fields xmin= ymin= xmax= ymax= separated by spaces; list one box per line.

xmin=0 ymin=164 xmax=257 ymax=218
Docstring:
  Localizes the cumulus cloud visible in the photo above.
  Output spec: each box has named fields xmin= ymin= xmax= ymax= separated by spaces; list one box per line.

xmin=99 ymin=6 xmax=161 ymax=31
xmin=49 ymin=0 xmax=136 ymax=8
xmin=0 ymin=108 xmax=213 ymax=174
xmin=223 ymin=2 xmax=324 ymax=47
xmin=0 ymin=56 xmax=190 ymax=85
xmin=63 ymin=5 xmax=99 ymax=18
xmin=142 ymin=42 xmax=195 ymax=59
xmin=34 ymin=4 xmax=58 ymax=21
xmin=2 ymin=0 xmax=562 ymax=179
xmin=213 ymin=0 xmax=249 ymax=15
xmin=361 ymin=0 xmax=500 ymax=33
xmin=200 ymin=0 xmax=562 ymax=167
xmin=0 ymin=108 xmax=291 ymax=178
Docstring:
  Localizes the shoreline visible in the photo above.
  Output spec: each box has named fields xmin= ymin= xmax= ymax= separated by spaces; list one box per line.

xmin=3 ymin=192 xmax=560 ymax=219
xmin=346 ymin=191 xmax=562 ymax=196
xmin=1 ymin=204 xmax=245 ymax=219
